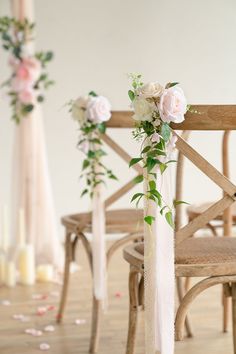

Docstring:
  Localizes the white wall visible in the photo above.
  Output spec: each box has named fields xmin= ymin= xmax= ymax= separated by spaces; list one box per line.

xmin=1 ymin=0 xmax=236 ymax=239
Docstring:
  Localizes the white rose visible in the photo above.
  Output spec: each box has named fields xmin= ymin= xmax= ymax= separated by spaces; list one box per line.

xmin=86 ymin=96 xmax=111 ymax=123
xmin=159 ymin=87 xmax=187 ymax=124
xmin=132 ymin=98 xmax=154 ymax=122
xmin=137 ymin=82 xmax=164 ymax=99
xmin=71 ymin=96 xmax=90 ymax=125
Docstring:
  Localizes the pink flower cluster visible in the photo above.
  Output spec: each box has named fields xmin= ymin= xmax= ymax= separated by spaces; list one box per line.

xmin=9 ymin=56 xmax=41 ymax=104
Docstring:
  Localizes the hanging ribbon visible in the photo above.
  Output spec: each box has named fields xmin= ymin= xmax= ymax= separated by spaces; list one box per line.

xmin=144 ymin=147 xmax=175 ymax=354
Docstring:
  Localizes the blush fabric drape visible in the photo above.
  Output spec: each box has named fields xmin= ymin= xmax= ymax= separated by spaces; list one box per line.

xmin=11 ymin=0 xmax=63 ymax=270
xmin=144 ymin=150 xmax=175 ymax=354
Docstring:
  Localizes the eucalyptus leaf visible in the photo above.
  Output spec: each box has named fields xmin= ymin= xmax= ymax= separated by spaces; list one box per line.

xmin=160 ymin=123 xmax=171 ymax=142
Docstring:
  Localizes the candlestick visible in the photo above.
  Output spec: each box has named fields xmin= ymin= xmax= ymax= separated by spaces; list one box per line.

xmin=19 ymin=244 xmax=35 ymax=285
xmin=18 ymin=208 xmax=25 ymax=248
xmin=0 ymin=254 xmax=6 ymax=284
xmin=5 ymin=261 xmax=16 ymax=288
xmin=36 ymin=264 xmax=54 ymax=282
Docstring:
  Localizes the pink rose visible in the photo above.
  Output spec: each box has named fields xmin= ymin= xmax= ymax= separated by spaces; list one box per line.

xmin=14 ymin=57 xmax=41 ymax=91
xmin=18 ymin=89 xmax=35 ymax=104
xmin=159 ymin=87 xmax=187 ymax=123
xmin=86 ymin=96 xmax=111 ymax=123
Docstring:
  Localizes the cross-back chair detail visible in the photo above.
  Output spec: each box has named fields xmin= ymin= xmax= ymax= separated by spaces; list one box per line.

xmin=101 ymin=133 xmax=142 ymax=208
xmin=122 ymin=105 xmax=236 ymax=354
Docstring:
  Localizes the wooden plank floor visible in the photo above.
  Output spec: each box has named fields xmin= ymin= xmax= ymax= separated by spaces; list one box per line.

xmin=0 ymin=242 xmax=234 ymax=354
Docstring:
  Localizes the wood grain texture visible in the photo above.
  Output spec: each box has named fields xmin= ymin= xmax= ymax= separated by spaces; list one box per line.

xmin=106 ymin=106 xmax=236 ymax=130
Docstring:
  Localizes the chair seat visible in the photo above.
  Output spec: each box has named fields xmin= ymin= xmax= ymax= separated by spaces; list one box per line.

xmin=61 ymin=208 xmax=144 ymax=234
xmin=127 ymin=237 xmax=236 ymax=277
xmin=187 ymin=201 xmax=236 ymax=221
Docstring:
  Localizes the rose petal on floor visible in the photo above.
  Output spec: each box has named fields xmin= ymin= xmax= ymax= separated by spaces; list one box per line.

xmin=1 ymin=300 xmax=11 ymax=306
xmin=33 ymin=330 xmax=43 ymax=337
xmin=25 ymin=328 xmax=36 ymax=335
xmin=12 ymin=314 xmax=24 ymax=320
xmin=115 ymin=291 xmax=122 ymax=298
xmin=44 ymin=325 xmax=55 ymax=332
xmin=37 ymin=306 xmax=47 ymax=316
xmin=47 ymin=305 xmax=55 ymax=311
xmin=39 ymin=343 xmax=50 ymax=351
xmin=74 ymin=319 xmax=86 ymax=325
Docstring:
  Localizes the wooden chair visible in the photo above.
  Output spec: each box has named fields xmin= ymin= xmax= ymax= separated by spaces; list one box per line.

xmin=185 ymin=131 xmax=234 ymax=332
xmin=123 ymin=105 xmax=236 ymax=354
xmin=57 ymin=119 xmax=145 ymax=353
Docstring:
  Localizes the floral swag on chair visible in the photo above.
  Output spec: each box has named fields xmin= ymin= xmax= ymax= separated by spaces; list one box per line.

xmin=129 ymin=74 xmax=191 ymax=227
xmin=70 ymin=92 xmax=117 ymax=197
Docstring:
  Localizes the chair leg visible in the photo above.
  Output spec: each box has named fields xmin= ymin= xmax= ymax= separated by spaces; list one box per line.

xmin=223 ymin=292 xmax=231 ymax=332
xmin=176 ymin=277 xmax=193 ymax=338
xmin=126 ymin=267 xmax=139 ymax=354
xmin=231 ymin=283 xmax=236 ymax=354
xmin=57 ymin=232 xmax=72 ymax=323
xmin=89 ymin=297 xmax=102 ymax=354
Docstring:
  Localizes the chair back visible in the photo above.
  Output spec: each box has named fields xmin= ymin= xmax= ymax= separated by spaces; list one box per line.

xmin=108 ymin=106 xmax=236 ymax=243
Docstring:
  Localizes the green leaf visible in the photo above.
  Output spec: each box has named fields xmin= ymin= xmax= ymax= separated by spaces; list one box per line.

xmin=144 ymin=215 xmax=155 ymax=225
xmin=160 ymin=123 xmax=171 ymax=142
xmin=165 ymin=211 xmax=174 ymax=228
xmin=160 ymin=205 xmax=168 ymax=215
xmin=89 ymin=91 xmax=97 ymax=97
xmin=22 ymin=104 xmax=34 ymax=113
xmin=146 ymin=157 xmax=158 ymax=173
xmin=128 ymin=90 xmax=135 ymax=101
xmin=81 ymin=189 xmax=88 ymax=197
xmin=45 ymin=51 xmax=54 ymax=61
xmin=141 ymin=145 xmax=151 ymax=154
xmin=165 ymin=82 xmax=179 ymax=89
xmin=88 ymin=150 xmax=96 ymax=158
xmin=149 ymin=180 xmax=156 ymax=190
xmin=133 ymin=175 xmax=144 ymax=184
xmin=37 ymin=95 xmax=44 ymax=102
xmin=82 ymin=159 xmax=90 ymax=170
xmin=131 ymin=193 xmax=144 ymax=203
xmin=97 ymin=122 xmax=106 ymax=134
xmin=160 ymin=163 xmax=167 ymax=174
xmin=129 ymin=157 xmax=142 ymax=168
xmin=173 ymin=200 xmax=189 ymax=207
xmin=149 ymin=189 xmax=162 ymax=206
xmin=91 ymin=138 xmax=102 ymax=145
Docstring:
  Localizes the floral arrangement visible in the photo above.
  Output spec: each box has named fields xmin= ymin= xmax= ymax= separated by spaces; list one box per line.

xmin=128 ymin=74 xmax=189 ymax=227
xmin=0 ymin=17 xmax=54 ymax=123
xmin=70 ymin=91 xmax=117 ymax=198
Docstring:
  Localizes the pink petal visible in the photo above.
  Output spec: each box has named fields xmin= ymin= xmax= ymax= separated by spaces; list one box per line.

xmin=39 ymin=343 xmax=50 ymax=351
xmin=33 ymin=330 xmax=43 ymax=337
xmin=50 ymin=291 xmax=59 ymax=298
xmin=47 ymin=305 xmax=55 ymax=311
xmin=115 ymin=292 xmax=122 ymax=298
xmin=44 ymin=325 xmax=55 ymax=332
xmin=12 ymin=314 xmax=24 ymax=320
xmin=75 ymin=319 xmax=86 ymax=325
xmin=1 ymin=300 xmax=11 ymax=306
xmin=25 ymin=328 xmax=36 ymax=334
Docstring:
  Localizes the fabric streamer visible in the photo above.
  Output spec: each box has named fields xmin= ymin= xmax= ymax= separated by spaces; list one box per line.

xmin=11 ymin=0 xmax=63 ymax=270
xmin=92 ymin=162 xmax=107 ymax=308
xmin=144 ymin=147 xmax=175 ymax=354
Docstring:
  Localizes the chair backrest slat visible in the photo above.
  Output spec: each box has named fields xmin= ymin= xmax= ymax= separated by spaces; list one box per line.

xmin=107 ymin=106 xmax=236 ymax=130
